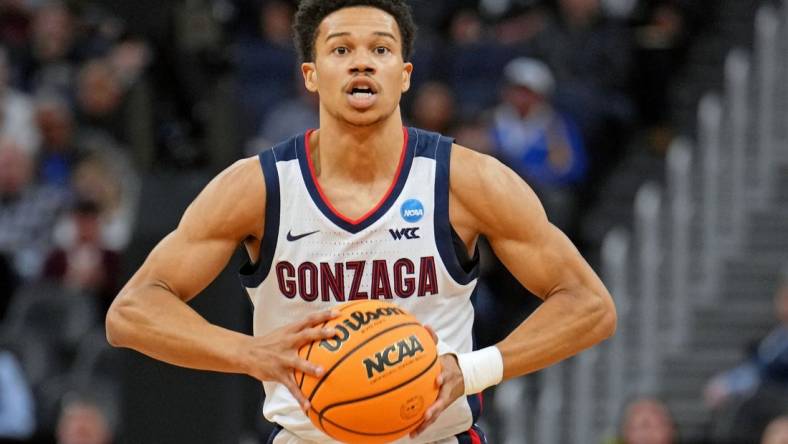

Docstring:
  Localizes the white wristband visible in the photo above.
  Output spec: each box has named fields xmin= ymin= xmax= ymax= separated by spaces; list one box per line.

xmin=456 ymin=346 xmax=504 ymax=395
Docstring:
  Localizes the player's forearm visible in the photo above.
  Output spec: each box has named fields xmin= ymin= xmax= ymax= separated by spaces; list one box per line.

xmin=106 ymin=284 xmax=252 ymax=375
xmin=496 ymin=288 xmax=616 ymax=380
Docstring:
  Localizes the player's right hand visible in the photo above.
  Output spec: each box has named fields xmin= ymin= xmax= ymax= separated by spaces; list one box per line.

xmin=240 ymin=309 xmax=340 ymax=412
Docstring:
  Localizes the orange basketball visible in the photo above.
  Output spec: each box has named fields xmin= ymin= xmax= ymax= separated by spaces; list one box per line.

xmin=294 ymin=300 xmax=440 ymax=443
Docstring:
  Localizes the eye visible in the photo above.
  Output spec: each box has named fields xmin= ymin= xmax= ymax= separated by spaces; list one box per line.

xmin=334 ymin=47 xmax=349 ymax=55
xmin=374 ymin=47 xmax=390 ymax=55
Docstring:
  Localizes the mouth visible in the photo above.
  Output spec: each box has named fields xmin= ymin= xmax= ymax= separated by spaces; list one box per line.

xmin=349 ymin=87 xmax=375 ymax=98
xmin=345 ymin=80 xmax=379 ymax=110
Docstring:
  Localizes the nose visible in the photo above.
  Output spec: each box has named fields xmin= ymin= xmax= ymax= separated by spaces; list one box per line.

xmin=349 ymin=50 xmax=376 ymax=75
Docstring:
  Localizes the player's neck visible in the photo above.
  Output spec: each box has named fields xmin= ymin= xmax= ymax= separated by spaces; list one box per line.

xmin=310 ymin=113 xmax=405 ymax=183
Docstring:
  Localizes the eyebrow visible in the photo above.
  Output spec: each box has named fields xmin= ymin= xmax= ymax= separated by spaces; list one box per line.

xmin=325 ymin=31 xmax=398 ymax=42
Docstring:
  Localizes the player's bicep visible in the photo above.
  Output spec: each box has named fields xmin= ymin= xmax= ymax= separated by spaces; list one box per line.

xmin=120 ymin=158 xmax=265 ymax=302
xmin=125 ymin=226 xmax=239 ymax=302
xmin=489 ymin=222 xmax=597 ymax=300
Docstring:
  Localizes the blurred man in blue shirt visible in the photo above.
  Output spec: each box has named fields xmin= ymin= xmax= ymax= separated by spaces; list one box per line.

xmin=491 ymin=57 xmax=587 ymax=230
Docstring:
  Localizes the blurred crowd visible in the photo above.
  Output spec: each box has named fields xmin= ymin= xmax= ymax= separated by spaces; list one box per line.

xmin=0 ymin=0 xmax=785 ymax=443
xmin=610 ymin=271 xmax=788 ymax=444
xmin=241 ymin=0 xmax=708 ymax=239
xmin=0 ymin=0 xmax=144 ymax=442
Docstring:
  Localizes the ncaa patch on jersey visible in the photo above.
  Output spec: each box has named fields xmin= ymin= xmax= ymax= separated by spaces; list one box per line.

xmin=400 ymin=199 xmax=424 ymax=223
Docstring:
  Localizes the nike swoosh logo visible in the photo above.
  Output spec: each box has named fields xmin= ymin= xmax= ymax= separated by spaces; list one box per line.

xmin=286 ymin=230 xmax=320 ymax=241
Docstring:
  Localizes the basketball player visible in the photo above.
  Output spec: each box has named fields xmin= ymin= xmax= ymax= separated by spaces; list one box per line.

xmin=105 ymin=1 xmax=617 ymax=442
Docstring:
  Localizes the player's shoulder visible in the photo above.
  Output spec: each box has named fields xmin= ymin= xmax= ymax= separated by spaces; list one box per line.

xmin=448 ymin=142 xmax=546 ymax=233
xmin=449 ymin=143 xmax=499 ymax=171
xmin=178 ymin=155 xmax=266 ymax=239
xmin=448 ymin=142 xmax=509 ymax=196
xmin=192 ymin=155 xmax=266 ymax=217
xmin=213 ymin=156 xmax=265 ymax=194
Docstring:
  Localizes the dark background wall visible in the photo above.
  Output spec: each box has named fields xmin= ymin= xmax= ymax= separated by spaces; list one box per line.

xmin=117 ymin=172 xmax=266 ymax=443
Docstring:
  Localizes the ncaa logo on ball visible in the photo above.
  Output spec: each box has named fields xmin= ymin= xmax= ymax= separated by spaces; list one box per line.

xmin=400 ymin=199 xmax=424 ymax=223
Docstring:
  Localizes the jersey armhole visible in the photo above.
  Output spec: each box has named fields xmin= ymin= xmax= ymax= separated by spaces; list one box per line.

xmin=434 ymin=137 xmax=480 ymax=285
xmin=450 ymin=225 xmax=479 ymax=274
xmin=239 ymin=149 xmax=280 ymax=288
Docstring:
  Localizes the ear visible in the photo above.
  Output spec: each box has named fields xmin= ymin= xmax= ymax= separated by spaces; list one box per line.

xmin=301 ymin=62 xmax=318 ymax=93
xmin=401 ymin=62 xmax=413 ymax=93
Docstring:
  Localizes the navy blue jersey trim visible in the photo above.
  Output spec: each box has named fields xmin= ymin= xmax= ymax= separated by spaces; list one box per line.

xmin=434 ymin=137 xmax=480 ymax=285
xmin=271 ymin=134 xmax=299 ymax=162
xmin=239 ymin=148 xmax=281 ymax=288
xmin=456 ymin=424 xmax=488 ymax=444
xmin=297 ymin=127 xmax=417 ymax=234
xmin=413 ymin=128 xmax=441 ymax=159
xmin=468 ymin=392 xmax=483 ymax=423
xmin=265 ymin=424 xmax=283 ymax=444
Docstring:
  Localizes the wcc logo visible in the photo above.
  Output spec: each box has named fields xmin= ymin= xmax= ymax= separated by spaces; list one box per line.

xmin=389 ymin=227 xmax=420 ymax=240
xmin=400 ymin=199 xmax=424 ymax=223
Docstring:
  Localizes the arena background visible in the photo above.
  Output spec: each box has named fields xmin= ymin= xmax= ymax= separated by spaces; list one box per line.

xmin=0 ymin=0 xmax=787 ymax=443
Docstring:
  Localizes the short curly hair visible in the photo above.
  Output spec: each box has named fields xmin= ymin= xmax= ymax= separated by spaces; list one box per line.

xmin=293 ymin=0 xmax=417 ymax=63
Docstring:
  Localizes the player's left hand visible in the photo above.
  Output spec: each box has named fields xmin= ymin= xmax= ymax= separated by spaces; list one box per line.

xmin=410 ymin=326 xmax=465 ymax=439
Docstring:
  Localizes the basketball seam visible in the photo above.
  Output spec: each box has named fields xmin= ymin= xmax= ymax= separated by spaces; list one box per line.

xmin=307 ymin=321 xmax=421 ymax=402
xmin=320 ymin=414 xmax=423 ymax=438
xmin=317 ymin=353 xmax=438 ymax=436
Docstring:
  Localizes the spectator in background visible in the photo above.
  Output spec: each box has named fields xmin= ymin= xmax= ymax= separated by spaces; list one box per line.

xmin=705 ymin=274 xmax=788 ymax=408
xmin=491 ymin=57 xmax=587 ymax=231
xmin=630 ymin=0 xmax=696 ymax=151
xmin=705 ymin=271 xmax=788 ymax=443
xmin=444 ymin=8 xmax=511 ymax=118
xmin=76 ymin=59 xmax=127 ymax=145
xmin=0 ymin=46 xmax=40 ymax=153
xmin=67 ymin=146 xmax=139 ymax=252
xmin=254 ymin=81 xmax=319 ymax=151
xmin=617 ymin=397 xmax=677 ymax=444
xmin=409 ymin=81 xmax=456 ymax=135
xmin=0 ymin=137 xmax=68 ymax=279
xmin=25 ymin=1 xmax=79 ymax=96
xmin=0 ymin=1 xmax=33 ymax=60
xmin=546 ymin=0 xmax=634 ymax=186
xmin=452 ymin=117 xmax=494 ymax=155
xmin=234 ymin=0 xmax=298 ymax=139
xmin=762 ymin=416 xmax=788 ymax=444
xmin=44 ymin=199 xmax=121 ymax=315
xmin=449 ymin=8 xmax=485 ymax=45
xmin=0 ymin=349 xmax=35 ymax=441
xmin=56 ymin=390 xmax=117 ymax=444
xmin=550 ymin=0 xmax=633 ymax=95
xmin=492 ymin=1 xmax=554 ymax=48
xmin=35 ymin=93 xmax=78 ymax=187
xmin=107 ymin=38 xmax=151 ymax=90
xmin=259 ymin=0 xmax=296 ymax=48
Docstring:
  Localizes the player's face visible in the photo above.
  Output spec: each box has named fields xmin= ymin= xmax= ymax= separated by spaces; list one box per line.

xmin=302 ymin=6 xmax=413 ymax=127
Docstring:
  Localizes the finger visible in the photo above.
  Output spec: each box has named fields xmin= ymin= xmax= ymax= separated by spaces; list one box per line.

xmin=291 ymin=309 xmax=341 ymax=331
xmin=423 ymin=324 xmax=439 ymax=343
xmin=410 ymin=399 xmax=444 ymax=438
xmin=293 ymin=325 xmax=338 ymax=348
xmin=423 ymin=397 xmax=447 ymax=424
xmin=282 ymin=373 xmax=311 ymax=412
xmin=412 ymin=372 xmax=455 ymax=438
xmin=410 ymin=375 xmax=451 ymax=438
xmin=290 ymin=356 xmax=325 ymax=377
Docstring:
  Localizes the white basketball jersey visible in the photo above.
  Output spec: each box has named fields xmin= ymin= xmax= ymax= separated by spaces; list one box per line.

xmin=240 ymin=127 xmax=482 ymax=443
